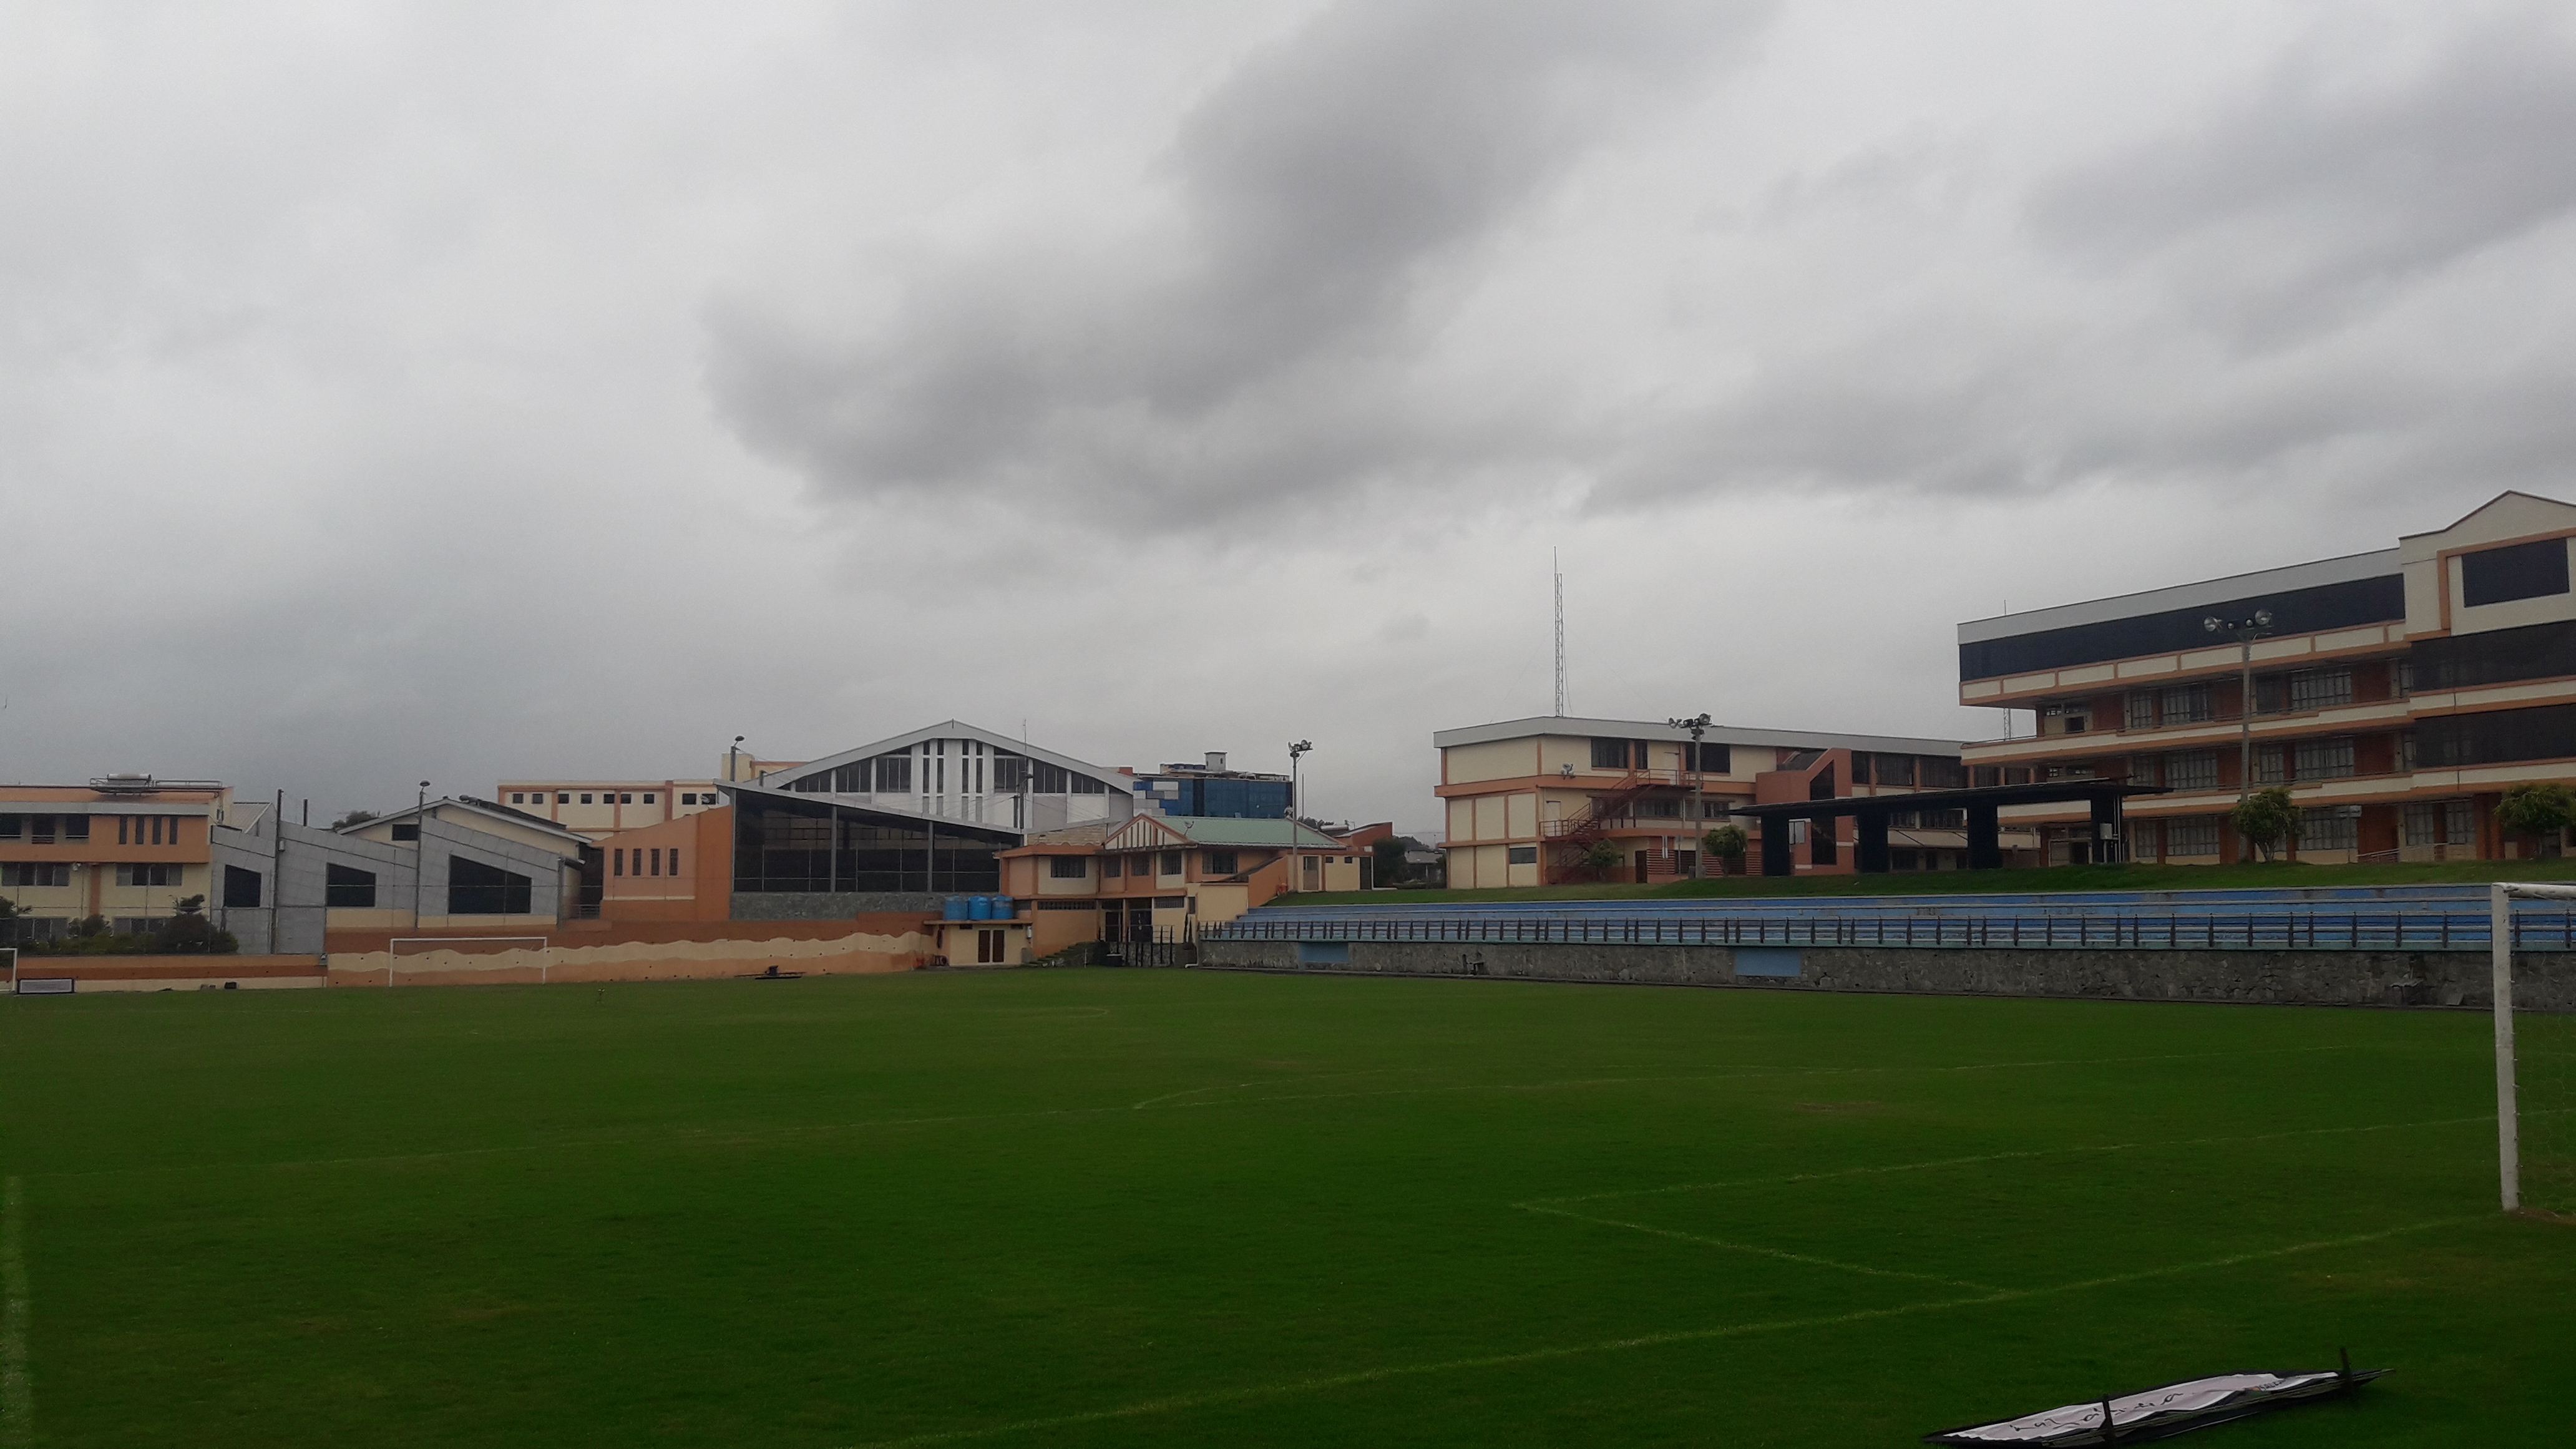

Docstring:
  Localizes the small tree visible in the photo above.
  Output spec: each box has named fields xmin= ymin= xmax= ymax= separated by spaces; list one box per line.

xmin=1581 ymin=839 xmax=1626 ymax=879
xmin=2496 ymin=782 xmax=2576 ymax=858
xmin=331 ymin=809 xmax=378 ymax=830
xmin=2228 ymin=786 xmax=2300 ymax=862
xmin=1702 ymin=824 xmax=1748 ymax=876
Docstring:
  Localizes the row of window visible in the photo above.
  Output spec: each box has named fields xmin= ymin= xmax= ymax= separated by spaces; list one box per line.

xmin=0 ymin=815 xmax=91 ymax=844
xmin=2130 ymin=800 xmax=2479 ymax=857
xmin=510 ymin=791 xmax=667 ymax=807
xmin=1 ymin=863 xmax=71 ymax=888
xmin=610 ymin=847 xmax=680 ymax=878
xmin=0 ymin=815 xmax=203 ymax=844
xmin=220 ymin=856 xmax=534 ymax=914
xmin=1589 ymin=739 xmax=1734 ymax=773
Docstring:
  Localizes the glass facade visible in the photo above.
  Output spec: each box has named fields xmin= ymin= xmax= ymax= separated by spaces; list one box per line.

xmin=732 ymin=797 xmax=1007 ymax=893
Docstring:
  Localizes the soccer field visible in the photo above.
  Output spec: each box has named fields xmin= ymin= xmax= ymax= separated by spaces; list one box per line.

xmin=2 ymin=969 xmax=2569 ymax=1447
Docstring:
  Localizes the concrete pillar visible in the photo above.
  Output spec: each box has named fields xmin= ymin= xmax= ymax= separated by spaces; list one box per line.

xmin=1968 ymin=804 xmax=2001 ymax=869
xmin=1856 ymin=811 xmax=1890 ymax=873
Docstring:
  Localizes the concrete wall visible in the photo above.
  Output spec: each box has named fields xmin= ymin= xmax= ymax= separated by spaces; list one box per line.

xmin=1197 ymin=937 xmax=2576 ymax=1012
xmin=6 ymin=954 xmax=326 ymax=992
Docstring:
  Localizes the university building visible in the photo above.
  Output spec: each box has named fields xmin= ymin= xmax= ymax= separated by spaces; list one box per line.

xmin=1958 ymin=491 xmax=2576 ymax=864
xmin=1433 ymin=716 xmax=1989 ymax=888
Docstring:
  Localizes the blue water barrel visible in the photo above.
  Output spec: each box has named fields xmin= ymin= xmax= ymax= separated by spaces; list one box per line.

xmin=943 ymin=895 xmax=970 ymax=920
xmin=988 ymin=895 xmax=1014 ymax=918
xmin=968 ymin=895 xmax=994 ymax=920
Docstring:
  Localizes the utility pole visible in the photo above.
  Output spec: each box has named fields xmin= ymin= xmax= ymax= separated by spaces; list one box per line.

xmin=729 ymin=736 xmax=745 ymax=784
xmin=1669 ymin=713 xmax=1712 ymax=878
xmin=413 ymin=780 xmax=431 ymax=931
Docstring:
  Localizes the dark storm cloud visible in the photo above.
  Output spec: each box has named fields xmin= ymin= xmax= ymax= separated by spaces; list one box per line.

xmin=2030 ymin=24 xmax=2576 ymax=346
xmin=705 ymin=0 xmax=1770 ymax=527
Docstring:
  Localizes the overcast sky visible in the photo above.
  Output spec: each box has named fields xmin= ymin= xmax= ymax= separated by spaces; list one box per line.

xmin=8 ymin=1 xmax=2576 ymax=836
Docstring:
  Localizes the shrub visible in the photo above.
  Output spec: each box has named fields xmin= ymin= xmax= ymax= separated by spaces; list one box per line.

xmin=2227 ymin=787 xmax=2300 ymax=862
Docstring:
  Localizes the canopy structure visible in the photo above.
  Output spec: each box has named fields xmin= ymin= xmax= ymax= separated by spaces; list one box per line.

xmin=1727 ymin=779 xmax=2171 ymax=875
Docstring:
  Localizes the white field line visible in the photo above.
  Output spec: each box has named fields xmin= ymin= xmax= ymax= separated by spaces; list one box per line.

xmin=1 ymin=1176 xmax=27 ymax=1449
xmin=1524 ymin=1111 xmax=2518 ymax=1209
xmin=837 ymin=1216 xmax=2473 ymax=1449
xmin=1517 ymin=1203 xmax=2003 ymax=1293
xmin=32 ymin=1042 xmax=2394 ymax=1183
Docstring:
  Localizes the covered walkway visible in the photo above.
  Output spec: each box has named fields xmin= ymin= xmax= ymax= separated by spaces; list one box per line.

xmin=1728 ymin=780 xmax=2170 ymax=875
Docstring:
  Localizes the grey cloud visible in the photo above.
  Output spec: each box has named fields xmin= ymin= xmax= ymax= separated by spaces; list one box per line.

xmin=2029 ymin=21 xmax=2576 ymax=346
xmin=706 ymin=0 xmax=1769 ymax=529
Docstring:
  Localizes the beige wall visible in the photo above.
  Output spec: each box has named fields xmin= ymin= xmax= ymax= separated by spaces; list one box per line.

xmin=1445 ymin=738 xmax=1541 ymax=786
xmin=1448 ymin=797 xmax=1476 ymax=842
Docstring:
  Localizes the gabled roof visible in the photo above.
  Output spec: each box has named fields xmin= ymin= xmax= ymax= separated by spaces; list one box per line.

xmin=343 ymin=795 xmax=592 ymax=848
xmin=2402 ymin=489 xmax=2576 ymax=540
xmin=1433 ymin=715 xmax=1963 ymax=754
xmin=1103 ymin=815 xmax=1344 ymax=852
xmin=759 ymin=720 xmax=1126 ymax=793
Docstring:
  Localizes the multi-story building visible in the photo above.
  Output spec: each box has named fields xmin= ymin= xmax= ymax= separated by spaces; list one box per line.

xmin=490 ymin=779 xmax=733 ymax=841
xmin=1957 ymin=490 xmax=2576 ymax=864
xmin=0 ymin=776 xmax=242 ymax=941
xmin=1000 ymin=815 xmax=1362 ymax=955
xmin=1432 ymin=716 xmax=1982 ymax=888
xmin=1128 ymin=753 xmax=1295 ymax=819
xmin=207 ymin=794 xmax=592 ymax=952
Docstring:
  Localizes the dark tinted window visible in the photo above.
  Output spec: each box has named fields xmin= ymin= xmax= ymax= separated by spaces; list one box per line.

xmin=223 ymin=865 xmax=263 ymax=909
xmin=2416 ymin=703 xmax=2576 ymax=769
xmin=2409 ymin=618 xmax=2576 ymax=691
xmin=324 ymin=864 xmax=377 ymax=907
xmin=1591 ymin=738 xmax=1628 ymax=769
xmin=1959 ymin=574 xmax=2403 ymax=680
xmin=391 ymin=822 xmax=420 ymax=842
xmin=2461 ymin=539 xmax=2570 ymax=608
xmin=447 ymin=855 xmax=533 ymax=915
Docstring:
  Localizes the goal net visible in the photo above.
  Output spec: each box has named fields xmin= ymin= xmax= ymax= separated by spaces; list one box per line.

xmin=2493 ymin=884 xmax=2576 ymax=1216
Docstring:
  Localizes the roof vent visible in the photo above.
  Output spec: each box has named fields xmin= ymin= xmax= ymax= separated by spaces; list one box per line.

xmin=91 ymin=773 xmax=157 ymax=793
xmin=1205 ymin=751 xmax=1228 ymax=772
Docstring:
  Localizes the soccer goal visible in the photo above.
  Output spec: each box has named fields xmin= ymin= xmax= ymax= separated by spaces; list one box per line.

xmin=386 ymin=936 xmax=553 ymax=985
xmin=2492 ymin=882 xmax=2576 ymax=1214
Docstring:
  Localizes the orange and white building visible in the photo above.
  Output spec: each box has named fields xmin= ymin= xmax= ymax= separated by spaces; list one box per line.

xmin=1432 ymin=718 xmax=1986 ymax=887
xmin=1000 ymin=815 xmax=1362 ymax=957
xmin=1959 ymin=491 xmax=2576 ymax=864
xmin=0 ymin=776 xmax=240 ymax=941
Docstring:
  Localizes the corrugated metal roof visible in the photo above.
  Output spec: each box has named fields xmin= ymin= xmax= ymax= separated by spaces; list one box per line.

xmin=1146 ymin=817 xmax=1345 ymax=848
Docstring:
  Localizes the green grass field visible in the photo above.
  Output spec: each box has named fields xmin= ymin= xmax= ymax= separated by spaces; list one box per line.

xmin=2 ymin=968 xmax=2570 ymax=1447
xmin=1322 ymin=857 xmax=2576 ymax=905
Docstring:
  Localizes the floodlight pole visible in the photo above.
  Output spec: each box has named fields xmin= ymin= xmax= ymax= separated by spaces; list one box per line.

xmin=1669 ymin=713 xmax=1711 ymax=878
xmin=2203 ymin=612 xmax=2273 ymax=859
xmin=1287 ymin=740 xmax=1313 ymax=893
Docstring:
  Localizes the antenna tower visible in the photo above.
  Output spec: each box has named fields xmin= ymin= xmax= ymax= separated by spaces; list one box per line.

xmin=1553 ymin=549 xmax=1567 ymax=716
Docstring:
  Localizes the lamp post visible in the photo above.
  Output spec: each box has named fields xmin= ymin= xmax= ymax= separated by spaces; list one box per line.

xmin=2202 ymin=612 xmax=2273 ymax=803
xmin=728 ymin=736 xmax=746 ymax=784
xmin=1668 ymin=713 xmax=1712 ymax=878
xmin=1287 ymin=739 xmax=1313 ymax=892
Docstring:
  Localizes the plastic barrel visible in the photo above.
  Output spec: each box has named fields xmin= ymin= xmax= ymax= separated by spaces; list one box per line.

xmin=943 ymin=895 xmax=969 ymax=920
xmin=988 ymin=895 xmax=1013 ymax=918
xmin=968 ymin=895 xmax=993 ymax=920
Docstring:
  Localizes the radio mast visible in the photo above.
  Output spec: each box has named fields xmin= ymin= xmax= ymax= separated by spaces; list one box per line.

xmin=1553 ymin=549 xmax=1567 ymax=717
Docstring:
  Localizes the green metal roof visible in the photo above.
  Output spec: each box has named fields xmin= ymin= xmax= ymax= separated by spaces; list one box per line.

xmin=1151 ymin=816 xmax=1345 ymax=848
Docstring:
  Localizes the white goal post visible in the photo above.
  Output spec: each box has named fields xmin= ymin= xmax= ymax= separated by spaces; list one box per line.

xmin=2492 ymin=882 xmax=2576 ymax=1212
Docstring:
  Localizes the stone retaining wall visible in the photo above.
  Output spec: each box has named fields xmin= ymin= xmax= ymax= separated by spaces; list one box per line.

xmin=1198 ymin=939 xmax=2576 ymax=1011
